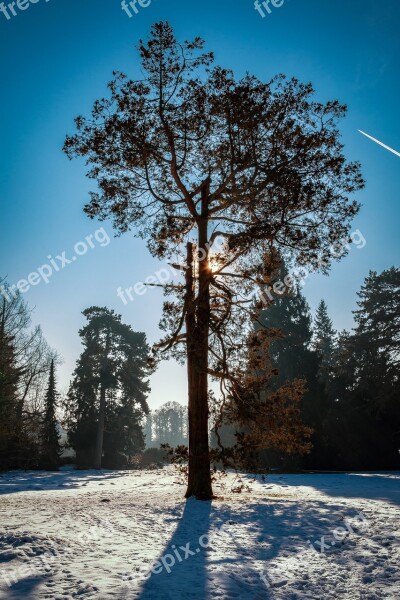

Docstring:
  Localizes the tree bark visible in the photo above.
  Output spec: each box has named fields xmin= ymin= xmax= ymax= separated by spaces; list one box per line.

xmin=94 ymin=332 xmax=111 ymax=469
xmin=185 ymin=181 xmax=213 ymax=500
xmin=94 ymin=380 xmax=106 ymax=469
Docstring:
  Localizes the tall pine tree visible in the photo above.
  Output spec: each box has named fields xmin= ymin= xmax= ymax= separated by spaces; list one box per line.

xmin=64 ymin=22 xmax=364 ymax=498
xmin=331 ymin=268 xmax=400 ymax=468
xmin=66 ymin=307 xmax=153 ymax=469
xmin=313 ymin=300 xmax=336 ymax=387
xmin=40 ymin=360 xmax=61 ymax=470
xmin=257 ymin=265 xmax=330 ymax=469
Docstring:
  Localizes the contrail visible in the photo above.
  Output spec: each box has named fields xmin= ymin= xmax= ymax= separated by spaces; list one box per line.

xmin=358 ymin=130 xmax=400 ymax=158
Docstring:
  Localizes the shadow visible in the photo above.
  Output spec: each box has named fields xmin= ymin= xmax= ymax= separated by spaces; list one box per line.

xmin=2 ymin=470 xmax=395 ymax=598
xmin=0 ymin=468 xmax=129 ymax=495
xmin=0 ymin=574 xmax=43 ymax=600
xmin=126 ymin=498 xmax=212 ymax=600
xmin=251 ymin=471 xmax=400 ymax=507
xmin=214 ymin=497 xmax=388 ymax=596
xmin=116 ymin=491 xmax=381 ymax=599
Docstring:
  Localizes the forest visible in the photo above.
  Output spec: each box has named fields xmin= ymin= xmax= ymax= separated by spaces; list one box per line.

xmin=1 ymin=265 xmax=398 ymax=473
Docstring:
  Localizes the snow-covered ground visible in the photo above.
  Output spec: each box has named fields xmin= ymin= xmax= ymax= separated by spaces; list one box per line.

xmin=0 ymin=467 xmax=399 ymax=599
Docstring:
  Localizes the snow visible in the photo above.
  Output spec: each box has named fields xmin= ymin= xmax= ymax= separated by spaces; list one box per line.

xmin=0 ymin=468 xmax=399 ymax=599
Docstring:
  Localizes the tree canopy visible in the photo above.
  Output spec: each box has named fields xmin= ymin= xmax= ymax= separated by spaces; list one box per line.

xmin=65 ymin=307 xmax=153 ymax=469
xmin=64 ymin=22 xmax=364 ymax=498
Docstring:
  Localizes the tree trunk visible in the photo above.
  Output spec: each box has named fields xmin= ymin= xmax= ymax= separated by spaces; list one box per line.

xmin=94 ymin=381 xmax=106 ymax=469
xmin=94 ymin=332 xmax=111 ymax=469
xmin=185 ymin=182 xmax=213 ymax=500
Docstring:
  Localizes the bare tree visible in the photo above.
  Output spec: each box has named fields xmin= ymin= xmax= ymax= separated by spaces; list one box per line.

xmin=0 ymin=282 xmax=56 ymax=411
xmin=0 ymin=280 xmax=56 ymax=466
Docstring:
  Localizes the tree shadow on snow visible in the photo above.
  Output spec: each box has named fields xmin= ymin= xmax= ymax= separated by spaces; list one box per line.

xmin=0 ymin=574 xmax=43 ymax=600
xmin=121 ymin=497 xmax=314 ymax=599
xmin=120 ymin=491 xmax=383 ymax=599
xmin=0 ymin=469 xmax=128 ymax=495
xmin=254 ymin=472 xmax=400 ymax=507
xmin=126 ymin=498 xmax=213 ymax=600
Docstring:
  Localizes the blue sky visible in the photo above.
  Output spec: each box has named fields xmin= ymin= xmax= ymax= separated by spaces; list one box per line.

xmin=0 ymin=0 xmax=399 ymax=408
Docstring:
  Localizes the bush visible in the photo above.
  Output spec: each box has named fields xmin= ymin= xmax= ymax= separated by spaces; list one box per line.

xmin=102 ymin=452 xmax=128 ymax=469
xmin=131 ymin=447 xmax=168 ymax=469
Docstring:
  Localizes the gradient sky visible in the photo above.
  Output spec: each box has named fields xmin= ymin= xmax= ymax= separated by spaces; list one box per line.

xmin=0 ymin=0 xmax=399 ymax=408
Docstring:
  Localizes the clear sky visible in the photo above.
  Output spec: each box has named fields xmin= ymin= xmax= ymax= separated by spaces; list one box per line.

xmin=0 ymin=0 xmax=399 ymax=408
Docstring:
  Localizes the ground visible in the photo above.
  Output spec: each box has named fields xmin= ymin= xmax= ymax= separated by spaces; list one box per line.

xmin=0 ymin=467 xmax=399 ymax=599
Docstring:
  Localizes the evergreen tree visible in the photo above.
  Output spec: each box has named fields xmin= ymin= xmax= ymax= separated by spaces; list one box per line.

xmin=210 ymin=258 xmax=313 ymax=471
xmin=313 ymin=300 xmax=336 ymax=386
xmin=66 ymin=307 xmax=153 ymax=468
xmin=40 ymin=360 xmax=61 ymax=470
xmin=257 ymin=265 xmax=330 ymax=468
xmin=354 ymin=268 xmax=400 ymax=369
xmin=331 ymin=268 xmax=400 ymax=468
xmin=64 ymin=22 xmax=364 ymax=498
xmin=260 ymin=285 xmax=313 ymax=386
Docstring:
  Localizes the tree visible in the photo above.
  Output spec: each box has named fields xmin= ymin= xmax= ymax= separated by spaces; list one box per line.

xmin=0 ymin=297 xmax=21 ymax=469
xmin=259 ymin=264 xmax=313 ymax=386
xmin=354 ymin=268 xmax=400 ymax=368
xmin=255 ymin=264 xmax=329 ymax=469
xmin=65 ymin=307 xmax=153 ymax=468
xmin=0 ymin=281 xmax=54 ymax=416
xmin=0 ymin=281 xmax=54 ymax=469
xmin=64 ymin=22 xmax=364 ymax=498
xmin=331 ymin=268 xmax=400 ymax=468
xmin=313 ymin=300 xmax=336 ymax=386
xmin=40 ymin=360 xmax=61 ymax=470
xmin=148 ymin=401 xmax=188 ymax=447
xmin=211 ymin=324 xmax=312 ymax=473
xmin=143 ymin=410 xmax=153 ymax=447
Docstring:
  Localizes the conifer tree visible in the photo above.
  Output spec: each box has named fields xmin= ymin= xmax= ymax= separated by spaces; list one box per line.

xmin=332 ymin=268 xmax=400 ymax=468
xmin=66 ymin=307 xmax=153 ymax=468
xmin=259 ymin=271 xmax=313 ymax=386
xmin=313 ymin=300 xmax=336 ymax=386
xmin=256 ymin=264 xmax=328 ymax=468
xmin=64 ymin=22 xmax=364 ymax=498
xmin=40 ymin=360 xmax=61 ymax=470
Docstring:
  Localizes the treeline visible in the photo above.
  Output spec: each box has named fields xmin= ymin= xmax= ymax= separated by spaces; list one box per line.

xmin=0 ymin=284 xmax=153 ymax=471
xmin=143 ymin=401 xmax=188 ymax=448
xmin=0 ymin=280 xmax=60 ymax=470
xmin=213 ymin=266 xmax=400 ymax=471
xmin=1 ymin=266 xmax=398 ymax=473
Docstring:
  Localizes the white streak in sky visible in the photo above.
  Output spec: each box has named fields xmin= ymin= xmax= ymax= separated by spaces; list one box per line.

xmin=358 ymin=130 xmax=400 ymax=158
